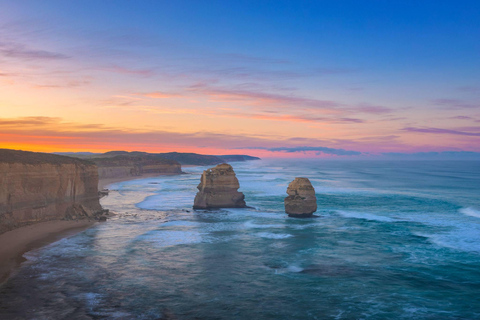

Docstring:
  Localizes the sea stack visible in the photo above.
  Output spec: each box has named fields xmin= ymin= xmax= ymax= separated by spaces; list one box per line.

xmin=193 ymin=163 xmax=246 ymax=209
xmin=284 ymin=177 xmax=317 ymax=217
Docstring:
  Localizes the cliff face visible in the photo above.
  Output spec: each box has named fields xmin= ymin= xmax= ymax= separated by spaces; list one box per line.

xmin=0 ymin=149 xmax=103 ymax=235
xmin=92 ymin=155 xmax=182 ymax=180
xmin=193 ymin=163 xmax=246 ymax=209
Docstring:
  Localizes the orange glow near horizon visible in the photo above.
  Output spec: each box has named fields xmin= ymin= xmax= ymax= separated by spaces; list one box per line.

xmin=1 ymin=3 xmax=479 ymax=159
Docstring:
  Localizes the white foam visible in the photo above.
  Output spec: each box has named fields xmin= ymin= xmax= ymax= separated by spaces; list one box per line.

xmin=243 ymin=220 xmax=283 ymax=229
xmin=336 ymin=210 xmax=395 ymax=222
xmin=161 ymin=221 xmax=200 ymax=228
xmin=424 ymin=228 xmax=480 ymax=253
xmin=137 ymin=230 xmax=202 ymax=247
xmin=460 ymin=207 xmax=480 ymax=219
xmin=256 ymin=232 xmax=293 ymax=239
xmin=287 ymin=265 xmax=304 ymax=272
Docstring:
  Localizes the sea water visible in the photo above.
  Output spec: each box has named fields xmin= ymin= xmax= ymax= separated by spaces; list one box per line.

xmin=1 ymin=159 xmax=480 ymax=319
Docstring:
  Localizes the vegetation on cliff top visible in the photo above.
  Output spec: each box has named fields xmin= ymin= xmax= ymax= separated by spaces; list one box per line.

xmin=56 ymin=151 xmax=260 ymax=166
xmin=0 ymin=149 xmax=94 ymax=166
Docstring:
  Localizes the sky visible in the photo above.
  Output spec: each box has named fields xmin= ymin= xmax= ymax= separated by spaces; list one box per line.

xmin=0 ymin=0 xmax=479 ymax=158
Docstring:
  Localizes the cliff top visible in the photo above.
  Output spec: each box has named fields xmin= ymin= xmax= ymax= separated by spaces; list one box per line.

xmin=91 ymin=154 xmax=179 ymax=166
xmin=55 ymin=151 xmax=260 ymax=165
xmin=0 ymin=149 xmax=95 ymax=165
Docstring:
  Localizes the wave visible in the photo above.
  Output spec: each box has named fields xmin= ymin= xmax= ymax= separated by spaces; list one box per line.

xmin=136 ymin=230 xmax=202 ymax=247
xmin=160 ymin=221 xmax=200 ymax=228
xmin=460 ymin=207 xmax=480 ymax=219
xmin=256 ymin=232 xmax=293 ymax=239
xmin=244 ymin=220 xmax=283 ymax=229
xmin=287 ymin=265 xmax=304 ymax=273
xmin=336 ymin=210 xmax=395 ymax=222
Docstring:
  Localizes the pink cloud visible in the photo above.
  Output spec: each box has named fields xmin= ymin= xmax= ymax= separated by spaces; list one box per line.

xmin=103 ymin=65 xmax=155 ymax=77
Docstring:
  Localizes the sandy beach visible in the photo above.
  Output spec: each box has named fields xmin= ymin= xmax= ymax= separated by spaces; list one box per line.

xmin=0 ymin=220 xmax=96 ymax=285
xmin=0 ymin=173 xmax=184 ymax=286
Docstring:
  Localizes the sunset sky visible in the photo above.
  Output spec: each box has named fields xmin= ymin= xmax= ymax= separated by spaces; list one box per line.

xmin=1 ymin=1 xmax=479 ymax=158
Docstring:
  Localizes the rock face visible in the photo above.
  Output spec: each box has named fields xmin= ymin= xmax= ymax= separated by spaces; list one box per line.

xmin=284 ymin=177 xmax=317 ymax=217
xmin=0 ymin=149 xmax=104 ymax=235
xmin=92 ymin=155 xmax=182 ymax=180
xmin=193 ymin=163 xmax=246 ymax=209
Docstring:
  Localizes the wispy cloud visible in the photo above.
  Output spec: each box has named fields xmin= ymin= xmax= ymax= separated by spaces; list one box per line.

xmin=34 ymin=78 xmax=92 ymax=89
xmin=403 ymin=127 xmax=480 ymax=137
xmin=188 ymin=84 xmax=342 ymax=111
xmin=432 ymin=99 xmax=479 ymax=109
xmin=240 ymin=146 xmax=362 ymax=156
xmin=102 ymin=65 xmax=155 ymax=77
xmin=142 ymin=91 xmax=181 ymax=99
xmin=352 ymin=103 xmax=392 ymax=114
xmin=0 ymin=116 xmax=320 ymax=150
xmin=449 ymin=115 xmax=474 ymax=120
xmin=0 ymin=41 xmax=70 ymax=60
xmin=0 ymin=116 xmax=62 ymax=126
xmin=382 ymin=151 xmax=480 ymax=159
xmin=247 ymin=113 xmax=364 ymax=124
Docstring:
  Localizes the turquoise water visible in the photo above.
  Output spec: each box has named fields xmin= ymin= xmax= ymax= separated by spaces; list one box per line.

xmin=1 ymin=160 xmax=480 ymax=319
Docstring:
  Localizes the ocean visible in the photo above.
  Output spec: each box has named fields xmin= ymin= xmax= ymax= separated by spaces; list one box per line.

xmin=1 ymin=159 xmax=480 ymax=319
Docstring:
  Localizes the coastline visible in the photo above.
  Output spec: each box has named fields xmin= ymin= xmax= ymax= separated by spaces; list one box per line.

xmin=98 ymin=173 xmax=179 ymax=189
xmin=0 ymin=172 xmax=184 ymax=286
xmin=0 ymin=220 xmax=96 ymax=285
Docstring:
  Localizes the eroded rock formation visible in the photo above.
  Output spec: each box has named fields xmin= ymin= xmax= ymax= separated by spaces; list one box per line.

xmin=284 ymin=177 xmax=317 ymax=217
xmin=92 ymin=155 xmax=182 ymax=180
xmin=193 ymin=163 xmax=246 ymax=209
xmin=0 ymin=149 xmax=105 ymax=234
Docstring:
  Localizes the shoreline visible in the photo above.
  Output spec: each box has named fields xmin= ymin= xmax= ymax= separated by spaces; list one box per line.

xmin=0 ymin=220 xmax=96 ymax=285
xmin=1 ymin=172 xmax=185 ymax=286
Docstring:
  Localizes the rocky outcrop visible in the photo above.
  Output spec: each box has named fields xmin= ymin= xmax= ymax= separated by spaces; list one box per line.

xmin=92 ymin=155 xmax=182 ymax=180
xmin=193 ymin=163 xmax=246 ymax=209
xmin=0 ymin=149 xmax=105 ymax=235
xmin=284 ymin=177 xmax=317 ymax=217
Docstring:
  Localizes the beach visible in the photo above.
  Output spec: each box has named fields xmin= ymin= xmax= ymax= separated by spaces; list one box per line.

xmin=0 ymin=173 xmax=184 ymax=285
xmin=0 ymin=220 xmax=96 ymax=284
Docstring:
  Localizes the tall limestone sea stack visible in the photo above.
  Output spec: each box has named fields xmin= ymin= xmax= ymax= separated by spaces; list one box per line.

xmin=193 ymin=163 xmax=246 ymax=209
xmin=284 ymin=177 xmax=317 ymax=217
xmin=0 ymin=149 xmax=105 ymax=234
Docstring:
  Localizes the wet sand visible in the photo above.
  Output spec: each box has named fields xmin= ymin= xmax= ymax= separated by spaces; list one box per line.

xmin=0 ymin=220 xmax=96 ymax=285
xmin=0 ymin=173 xmax=186 ymax=285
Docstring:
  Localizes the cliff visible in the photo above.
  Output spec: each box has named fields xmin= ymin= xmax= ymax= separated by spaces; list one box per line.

xmin=55 ymin=151 xmax=261 ymax=166
xmin=218 ymin=155 xmax=261 ymax=162
xmin=159 ymin=152 xmax=260 ymax=165
xmin=193 ymin=163 xmax=246 ymax=209
xmin=0 ymin=149 xmax=104 ymax=235
xmin=92 ymin=155 xmax=182 ymax=180
xmin=156 ymin=152 xmax=224 ymax=166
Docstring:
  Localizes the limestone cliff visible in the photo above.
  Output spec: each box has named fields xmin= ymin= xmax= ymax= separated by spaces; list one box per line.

xmin=0 ymin=149 xmax=104 ymax=234
xmin=193 ymin=163 xmax=246 ymax=209
xmin=92 ymin=155 xmax=182 ymax=180
xmin=284 ymin=177 xmax=317 ymax=217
